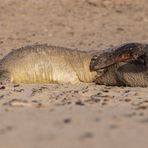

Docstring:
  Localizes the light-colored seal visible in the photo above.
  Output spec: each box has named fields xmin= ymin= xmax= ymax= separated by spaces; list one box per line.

xmin=0 ymin=44 xmax=102 ymax=84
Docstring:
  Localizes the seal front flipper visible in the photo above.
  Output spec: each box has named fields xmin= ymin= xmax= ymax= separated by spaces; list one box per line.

xmin=90 ymin=42 xmax=148 ymax=71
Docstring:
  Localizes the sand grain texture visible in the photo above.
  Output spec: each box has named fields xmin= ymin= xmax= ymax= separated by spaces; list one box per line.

xmin=0 ymin=0 xmax=148 ymax=148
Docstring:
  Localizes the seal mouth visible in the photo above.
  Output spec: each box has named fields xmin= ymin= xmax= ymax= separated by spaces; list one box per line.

xmin=90 ymin=63 xmax=114 ymax=71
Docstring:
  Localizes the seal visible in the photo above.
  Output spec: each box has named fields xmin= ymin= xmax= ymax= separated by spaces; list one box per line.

xmin=90 ymin=42 xmax=148 ymax=87
xmin=90 ymin=42 xmax=147 ymax=71
xmin=0 ymin=44 xmax=101 ymax=84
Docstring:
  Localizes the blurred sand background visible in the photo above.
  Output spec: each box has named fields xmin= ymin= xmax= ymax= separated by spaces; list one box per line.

xmin=0 ymin=0 xmax=148 ymax=148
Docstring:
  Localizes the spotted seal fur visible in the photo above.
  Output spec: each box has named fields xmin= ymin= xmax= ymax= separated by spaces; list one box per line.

xmin=90 ymin=42 xmax=148 ymax=87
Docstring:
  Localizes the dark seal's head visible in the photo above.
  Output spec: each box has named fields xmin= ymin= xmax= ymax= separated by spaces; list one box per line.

xmin=90 ymin=42 xmax=148 ymax=71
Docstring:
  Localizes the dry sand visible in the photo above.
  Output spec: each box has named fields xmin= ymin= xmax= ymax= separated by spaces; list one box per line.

xmin=0 ymin=0 xmax=148 ymax=148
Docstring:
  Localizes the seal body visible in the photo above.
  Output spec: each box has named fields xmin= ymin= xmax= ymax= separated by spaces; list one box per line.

xmin=0 ymin=44 xmax=98 ymax=84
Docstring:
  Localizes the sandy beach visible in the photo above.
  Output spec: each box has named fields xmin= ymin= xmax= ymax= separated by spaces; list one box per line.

xmin=0 ymin=0 xmax=148 ymax=148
